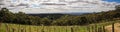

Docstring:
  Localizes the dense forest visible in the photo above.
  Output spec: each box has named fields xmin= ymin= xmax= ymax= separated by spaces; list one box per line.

xmin=0 ymin=5 xmax=120 ymax=26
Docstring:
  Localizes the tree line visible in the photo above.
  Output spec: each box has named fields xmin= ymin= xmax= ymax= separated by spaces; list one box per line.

xmin=0 ymin=5 xmax=120 ymax=26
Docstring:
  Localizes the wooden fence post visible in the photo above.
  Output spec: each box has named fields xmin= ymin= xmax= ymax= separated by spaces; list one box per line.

xmin=102 ymin=26 xmax=105 ymax=32
xmin=112 ymin=23 xmax=115 ymax=32
xmin=5 ymin=24 xmax=9 ymax=32
xmin=71 ymin=27 xmax=74 ymax=32
xmin=21 ymin=28 xmax=23 ymax=32
xmin=54 ymin=27 xmax=56 ymax=32
xmin=66 ymin=26 xmax=67 ymax=32
xmin=12 ymin=28 xmax=15 ymax=32
xmin=41 ymin=26 xmax=45 ymax=32
xmin=87 ymin=26 xmax=90 ymax=32
xmin=37 ymin=28 xmax=39 ymax=32
xmin=91 ymin=26 xmax=94 ymax=32
xmin=41 ymin=29 xmax=45 ymax=32
xmin=24 ymin=28 xmax=26 ymax=32
xmin=18 ymin=24 xmax=20 ymax=32
xmin=94 ymin=24 xmax=98 ymax=32
xmin=0 ymin=21 xmax=1 ymax=28
xmin=98 ymin=27 xmax=102 ymax=32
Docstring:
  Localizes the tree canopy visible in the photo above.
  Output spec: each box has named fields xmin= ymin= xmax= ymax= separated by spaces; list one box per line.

xmin=0 ymin=5 xmax=120 ymax=26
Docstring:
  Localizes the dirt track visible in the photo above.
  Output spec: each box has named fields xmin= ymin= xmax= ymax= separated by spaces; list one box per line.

xmin=105 ymin=23 xmax=120 ymax=32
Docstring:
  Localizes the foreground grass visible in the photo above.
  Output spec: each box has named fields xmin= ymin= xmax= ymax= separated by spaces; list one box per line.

xmin=0 ymin=23 xmax=88 ymax=32
xmin=0 ymin=20 xmax=120 ymax=32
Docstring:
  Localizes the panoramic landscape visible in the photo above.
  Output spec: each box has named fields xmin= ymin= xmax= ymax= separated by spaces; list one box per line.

xmin=0 ymin=0 xmax=120 ymax=32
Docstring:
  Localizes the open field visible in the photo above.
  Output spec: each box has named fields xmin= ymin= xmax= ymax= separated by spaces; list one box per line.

xmin=0 ymin=20 xmax=120 ymax=32
xmin=0 ymin=23 xmax=88 ymax=32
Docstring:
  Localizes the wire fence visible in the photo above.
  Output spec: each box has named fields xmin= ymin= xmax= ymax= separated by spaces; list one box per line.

xmin=0 ymin=23 xmax=116 ymax=32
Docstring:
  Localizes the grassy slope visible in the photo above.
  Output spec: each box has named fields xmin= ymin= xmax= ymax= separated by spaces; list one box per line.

xmin=0 ymin=23 xmax=87 ymax=32
xmin=0 ymin=20 xmax=120 ymax=32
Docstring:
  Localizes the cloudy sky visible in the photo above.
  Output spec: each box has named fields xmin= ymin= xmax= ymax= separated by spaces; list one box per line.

xmin=0 ymin=0 xmax=120 ymax=14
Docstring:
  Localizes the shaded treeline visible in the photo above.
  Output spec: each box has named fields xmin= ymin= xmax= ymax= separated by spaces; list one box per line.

xmin=0 ymin=5 xmax=120 ymax=26
xmin=28 ymin=13 xmax=67 ymax=20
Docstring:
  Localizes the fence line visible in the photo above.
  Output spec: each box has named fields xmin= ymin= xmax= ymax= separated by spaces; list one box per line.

xmin=0 ymin=23 xmax=116 ymax=32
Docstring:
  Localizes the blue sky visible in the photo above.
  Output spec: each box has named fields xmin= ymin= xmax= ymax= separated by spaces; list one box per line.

xmin=103 ymin=0 xmax=120 ymax=3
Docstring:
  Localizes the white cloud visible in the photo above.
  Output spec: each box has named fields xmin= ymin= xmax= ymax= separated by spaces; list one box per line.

xmin=0 ymin=0 xmax=120 ymax=13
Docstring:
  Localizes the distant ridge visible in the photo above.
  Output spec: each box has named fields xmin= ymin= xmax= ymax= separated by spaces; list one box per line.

xmin=27 ymin=12 xmax=92 ymax=19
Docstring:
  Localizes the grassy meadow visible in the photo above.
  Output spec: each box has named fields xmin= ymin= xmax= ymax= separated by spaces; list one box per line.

xmin=0 ymin=23 xmax=88 ymax=32
xmin=0 ymin=20 xmax=119 ymax=32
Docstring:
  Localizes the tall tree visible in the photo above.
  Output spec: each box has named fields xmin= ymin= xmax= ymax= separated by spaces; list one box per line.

xmin=115 ymin=5 xmax=120 ymax=11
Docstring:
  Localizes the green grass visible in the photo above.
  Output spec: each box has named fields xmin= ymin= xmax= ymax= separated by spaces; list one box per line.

xmin=0 ymin=23 xmax=88 ymax=32
xmin=0 ymin=20 xmax=120 ymax=32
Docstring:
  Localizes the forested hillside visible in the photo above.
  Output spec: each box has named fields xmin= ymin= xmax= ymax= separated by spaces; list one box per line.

xmin=0 ymin=5 xmax=120 ymax=26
